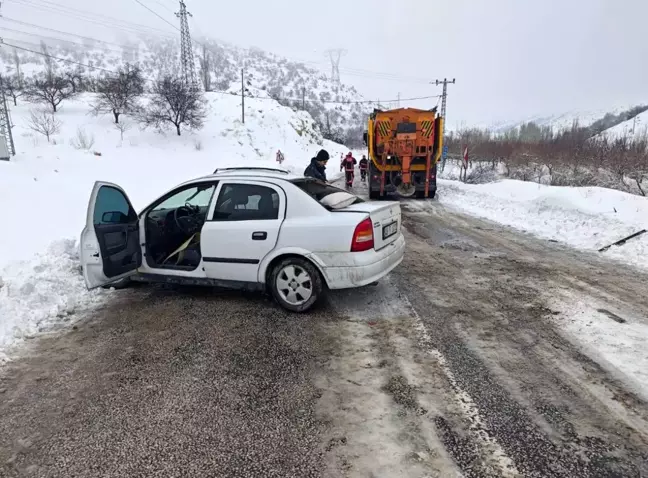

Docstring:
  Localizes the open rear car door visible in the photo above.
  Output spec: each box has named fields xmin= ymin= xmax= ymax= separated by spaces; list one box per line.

xmin=80 ymin=181 xmax=141 ymax=289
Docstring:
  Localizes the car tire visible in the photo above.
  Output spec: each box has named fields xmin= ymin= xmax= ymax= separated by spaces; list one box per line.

xmin=269 ymin=257 xmax=324 ymax=313
xmin=101 ymin=276 xmax=132 ymax=290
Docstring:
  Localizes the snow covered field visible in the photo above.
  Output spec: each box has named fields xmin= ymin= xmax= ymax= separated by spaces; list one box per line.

xmin=0 ymin=93 xmax=349 ymax=360
xmin=438 ymin=179 xmax=648 ymax=270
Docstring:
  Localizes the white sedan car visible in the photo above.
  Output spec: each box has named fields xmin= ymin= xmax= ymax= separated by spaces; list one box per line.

xmin=80 ymin=167 xmax=405 ymax=312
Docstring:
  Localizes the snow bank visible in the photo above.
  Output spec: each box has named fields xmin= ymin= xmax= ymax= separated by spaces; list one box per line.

xmin=0 ymin=240 xmax=106 ymax=362
xmin=0 ymin=93 xmax=349 ymax=358
xmin=549 ymin=291 xmax=648 ymax=402
xmin=438 ymin=179 xmax=648 ymax=270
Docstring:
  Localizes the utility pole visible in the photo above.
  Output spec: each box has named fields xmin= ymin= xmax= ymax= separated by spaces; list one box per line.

xmin=176 ymin=0 xmax=198 ymax=89
xmin=397 ymin=92 xmax=400 ymax=108
xmin=0 ymin=75 xmax=16 ymax=159
xmin=0 ymin=0 xmax=16 ymax=160
xmin=241 ymin=68 xmax=245 ymax=124
xmin=432 ymin=78 xmax=455 ymax=172
xmin=433 ymin=78 xmax=455 ymax=121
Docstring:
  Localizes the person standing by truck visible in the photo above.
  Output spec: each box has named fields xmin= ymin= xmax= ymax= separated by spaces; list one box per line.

xmin=359 ymin=155 xmax=369 ymax=182
xmin=340 ymin=152 xmax=357 ymax=187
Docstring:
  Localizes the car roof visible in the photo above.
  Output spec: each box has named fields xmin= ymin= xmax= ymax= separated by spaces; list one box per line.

xmin=180 ymin=167 xmax=303 ymax=186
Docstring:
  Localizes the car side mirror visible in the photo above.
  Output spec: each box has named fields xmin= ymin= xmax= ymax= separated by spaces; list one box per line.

xmin=102 ymin=211 xmax=129 ymax=224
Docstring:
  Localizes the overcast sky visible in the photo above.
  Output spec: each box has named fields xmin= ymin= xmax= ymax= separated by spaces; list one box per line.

xmin=2 ymin=0 xmax=647 ymax=126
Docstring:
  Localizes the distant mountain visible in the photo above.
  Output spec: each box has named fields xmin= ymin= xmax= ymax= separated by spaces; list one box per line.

xmin=0 ymin=34 xmax=380 ymax=146
xmin=483 ymin=104 xmax=648 ymax=138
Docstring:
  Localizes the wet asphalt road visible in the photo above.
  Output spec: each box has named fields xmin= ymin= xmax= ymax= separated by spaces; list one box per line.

xmin=1 ymin=182 xmax=648 ymax=477
xmin=0 ymin=287 xmax=335 ymax=477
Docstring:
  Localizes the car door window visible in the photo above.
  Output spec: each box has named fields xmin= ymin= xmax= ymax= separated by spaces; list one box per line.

xmin=212 ymin=184 xmax=280 ymax=221
xmin=94 ymin=186 xmax=136 ymax=225
xmin=152 ymin=184 xmax=216 ymax=213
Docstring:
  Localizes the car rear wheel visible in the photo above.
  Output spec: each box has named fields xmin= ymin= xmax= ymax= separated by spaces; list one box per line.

xmin=270 ymin=257 xmax=324 ymax=312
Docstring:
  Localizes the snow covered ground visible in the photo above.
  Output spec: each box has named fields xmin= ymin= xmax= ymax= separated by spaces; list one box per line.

xmin=0 ymin=92 xmax=349 ymax=360
xmin=597 ymin=109 xmax=648 ymax=140
xmin=549 ymin=291 xmax=648 ymax=403
xmin=438 ymin=179 xmax=648 ymax=270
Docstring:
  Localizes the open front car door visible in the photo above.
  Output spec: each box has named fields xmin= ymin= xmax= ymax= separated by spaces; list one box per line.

xmin=80 ymin=181 xmax=141 ymax=289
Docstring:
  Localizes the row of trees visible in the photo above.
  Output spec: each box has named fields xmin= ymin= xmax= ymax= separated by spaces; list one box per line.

xmin=445 ymin=121 xmax=648 ymax=196
xmin=1 ymin=63 xmax=207 ymax=136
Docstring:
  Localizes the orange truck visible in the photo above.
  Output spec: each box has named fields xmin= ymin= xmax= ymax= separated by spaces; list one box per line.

xmin=363 ymin=107 xmax=444 ymax=199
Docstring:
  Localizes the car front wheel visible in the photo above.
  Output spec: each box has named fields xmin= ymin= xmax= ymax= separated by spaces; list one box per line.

xmin=270 ymin=257 xmax=324 ymax=312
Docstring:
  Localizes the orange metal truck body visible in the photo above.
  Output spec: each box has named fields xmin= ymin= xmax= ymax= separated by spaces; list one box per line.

xmin=364 ymin=107 xmax=444 ymax=199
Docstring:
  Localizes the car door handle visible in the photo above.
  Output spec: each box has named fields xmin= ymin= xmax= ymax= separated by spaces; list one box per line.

xmin=252 ymin=231 xmax=267 ymax=240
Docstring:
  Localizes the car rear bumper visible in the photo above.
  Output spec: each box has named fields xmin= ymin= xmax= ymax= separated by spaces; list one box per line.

xmin=311 ymin=234 xmax=405 ymax=289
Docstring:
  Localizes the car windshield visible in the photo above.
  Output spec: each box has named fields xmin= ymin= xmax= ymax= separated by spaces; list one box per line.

xmin=291 ymin=178 xmax=364 ymax=209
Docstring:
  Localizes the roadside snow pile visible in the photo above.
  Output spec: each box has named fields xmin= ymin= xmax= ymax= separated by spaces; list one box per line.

xmin=0 ymin=92 xmax=348 ymax=358
xmin=549 ymin=291 xmax=648 ymax=402
xmin=0 ymin=240 xmax=106 ymax=362
xmin=439 ymin=179 xmax=648 ymax=270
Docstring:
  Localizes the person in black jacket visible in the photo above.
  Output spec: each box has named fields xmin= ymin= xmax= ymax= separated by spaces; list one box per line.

xmin=304 ymin=149 xmax=329 ymax=182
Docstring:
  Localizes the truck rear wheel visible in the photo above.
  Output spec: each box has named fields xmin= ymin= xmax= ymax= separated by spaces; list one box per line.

xmin=416 ymin=189 xmax=436 ymax=199
xmin=369 ymin=188 xmax=381 ymax=200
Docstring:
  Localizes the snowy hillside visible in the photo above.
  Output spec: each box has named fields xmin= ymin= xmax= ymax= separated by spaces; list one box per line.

xmin=0 ymin=92 xmax=349 ymax=359
xmin=596 ymin=109 xmax=648 ymax=140
xmin=485 ymin=104 xmax=647 ymax=137
xmin=0 ymin=34 xmax=376 ymax=145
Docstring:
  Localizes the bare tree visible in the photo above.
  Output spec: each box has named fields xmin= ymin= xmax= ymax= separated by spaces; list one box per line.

xmin=27 ymin=109 xmax=62 ymax=142
xmin=114 ymin=120 xmax=132 ymax=142
xmin=91 ymin=64 xmax=145 ymax=123
xmin=142 ymin=76 xmax=207 ymax=136
xmin=199 ymin=45 xmax=212 ymax=92
xmin=64 ymin=68 xmax=86 ymax=93
xmin=70 ymin=127 xmax=95 ymax=151
xmin=13 ymin=50 xmax=23 ymax=88
xmin=1 ymin=75 xmax=24 ymax=106
xmin=24 ymin=74 xmax=77 ymax=113
xmin=40 ymin=41 xmax=55 ymax=80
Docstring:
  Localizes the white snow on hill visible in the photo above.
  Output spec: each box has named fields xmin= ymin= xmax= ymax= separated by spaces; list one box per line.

xmin=596 ymin=109 xmax=648 ymax=140
xmin=0 ymin=33 xmax=376 ymax=145
xmin=0 ymin=92 xmax=349 ymax=360
xmin=485 ymin=105 xmax=637 ymax=135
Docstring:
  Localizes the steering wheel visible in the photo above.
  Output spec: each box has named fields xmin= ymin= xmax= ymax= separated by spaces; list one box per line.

xmin=174 ymin=204 xmax=200 ymax=235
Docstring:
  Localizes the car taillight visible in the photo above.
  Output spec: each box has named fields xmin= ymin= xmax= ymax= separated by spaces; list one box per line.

xmin=351 ymin=218 xmax=374 ymax=252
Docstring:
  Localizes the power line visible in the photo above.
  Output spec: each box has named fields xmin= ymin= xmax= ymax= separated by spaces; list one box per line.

xmin=2 ymin=41 xmax=127 ymax=74
xmin=5 ymin=0 xmax=430 ymax=84
xmin=2 ymin=40 xmax=434 ymax=106
xmin=4 ymin=0 xmax=176 ymax=37
xmin=132 ymin=0 xmax=179 ymax=32
xmin=0 ymin=25 xmax=137 ymax=55
xmin=1 ymin=18 xmax=143 ymax=52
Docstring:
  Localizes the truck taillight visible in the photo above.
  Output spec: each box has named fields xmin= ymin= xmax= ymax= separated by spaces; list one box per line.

xmin=351 ymin=218 xmax=374 ymax=252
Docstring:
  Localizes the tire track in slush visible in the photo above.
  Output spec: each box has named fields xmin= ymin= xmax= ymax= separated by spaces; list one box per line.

xmin=331 ymin=279 xmax=520 ymax=477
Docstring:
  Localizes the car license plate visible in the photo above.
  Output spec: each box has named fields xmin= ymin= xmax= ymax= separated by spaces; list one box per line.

xmin=382 ymin=221 xmax=398 ymax=240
